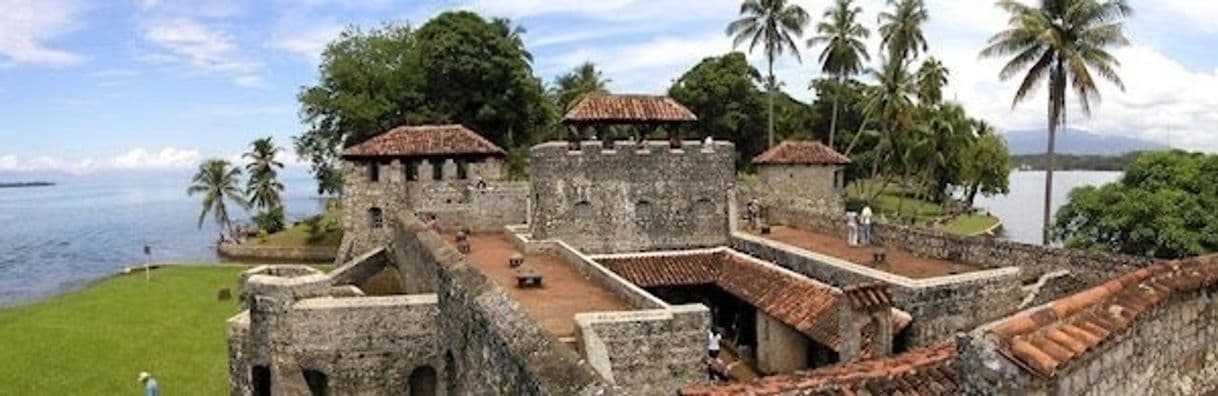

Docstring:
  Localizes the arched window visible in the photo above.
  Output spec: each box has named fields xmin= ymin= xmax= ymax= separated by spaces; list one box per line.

xmin=369 ymin=207 xmax=384 ymax=229
xmin=693 ymin=198 xmax=714 ymax=219
xmin=571 ymin=201 xmax=592 ymax=218
xmin=409 ymin=365 xmax=438 ymax=396
xmin=302 ymin=369 xmax=328 ymax=396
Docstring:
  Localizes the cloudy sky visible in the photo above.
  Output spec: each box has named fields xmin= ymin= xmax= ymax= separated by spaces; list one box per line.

xmin=0 ymin=0 xmax=1214 ymax=173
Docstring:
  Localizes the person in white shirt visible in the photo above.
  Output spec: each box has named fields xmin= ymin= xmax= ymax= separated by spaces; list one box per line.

xmin=860 ymin=206 xmax=873 ymax=245
xmin=707 ymin=328 xmax=722 ymax=359
xmin=846 ymin=211 xmax=859 ymax=246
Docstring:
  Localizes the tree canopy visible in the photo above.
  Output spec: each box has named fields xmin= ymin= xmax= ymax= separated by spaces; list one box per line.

xmin=294 ymin=11 xmax=552 ymax=191
xmin=1053 ymin=150 xmax=1218 ymax=259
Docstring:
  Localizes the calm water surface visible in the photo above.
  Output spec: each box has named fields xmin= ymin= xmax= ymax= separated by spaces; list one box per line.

xmin=975 ymin=171 xmax=1122 ymax=244
xmin=0 ymin=173 xmax=324 ymax=307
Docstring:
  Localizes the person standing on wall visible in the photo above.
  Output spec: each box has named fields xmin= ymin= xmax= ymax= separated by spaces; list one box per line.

xmin=860 ymin=205 xmax=873 ymax=245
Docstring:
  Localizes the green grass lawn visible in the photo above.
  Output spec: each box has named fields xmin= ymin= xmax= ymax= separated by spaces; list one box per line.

xmin=848 ymin=178 xmax=1001 ymax=236
xmin=940 ymin=214 xmax=1001 ymax=236
xmin=0 ymin=265 xmax=245 ymax=395
xmin=255 ymin=206 xmax=343 ymax=248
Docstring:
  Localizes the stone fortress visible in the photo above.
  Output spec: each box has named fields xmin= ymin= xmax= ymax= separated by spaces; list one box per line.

xmin=228 ymin=93 xmax=1218 ymax=395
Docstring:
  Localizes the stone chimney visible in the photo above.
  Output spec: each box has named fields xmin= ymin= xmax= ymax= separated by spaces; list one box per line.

xmin=843 ymin=283 xmax=895 ymax=359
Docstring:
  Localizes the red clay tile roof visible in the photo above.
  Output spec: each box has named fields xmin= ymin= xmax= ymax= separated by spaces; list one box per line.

xmin=599 ymin=253 xmax=719 ymax=287
xmin=680 ymin=344 xmax=958 ymax=396
xmin=753 ymin=140 xmax=851 ymax=165
xmin=986 ymin=254 xmax=1218 ymax=378
xmin=341 ymin=124 xmax=505 ymax=158
xmin=843 ymin=283 xmax=894 ymax=312
xmin=600 ymin=251 xmax=844 ymax=351
xmin=562 ymin=94 xmax=697 ymax=124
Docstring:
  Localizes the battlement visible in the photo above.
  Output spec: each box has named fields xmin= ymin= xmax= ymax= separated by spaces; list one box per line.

xmin=529 ymin=140 xmax=737 ymax=254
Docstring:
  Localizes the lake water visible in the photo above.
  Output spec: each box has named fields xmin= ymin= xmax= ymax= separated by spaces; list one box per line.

xmin=0 ymin=173 xmax=325 ymax=307
xmin=975 ymin=170 xmax=1123 ymax=244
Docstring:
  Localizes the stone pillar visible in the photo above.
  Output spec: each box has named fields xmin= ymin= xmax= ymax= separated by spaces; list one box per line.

xmin=843 ymin=283 xmax=895 ymax=359
xmin=442 ymin=158 xmax=457 ymax=180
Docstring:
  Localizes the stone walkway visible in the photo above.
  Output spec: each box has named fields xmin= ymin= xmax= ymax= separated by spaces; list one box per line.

xmin=761 ymin=226 xmax=979 ymax=279
xmin=449 ymin=233 xmax=632 ymax=338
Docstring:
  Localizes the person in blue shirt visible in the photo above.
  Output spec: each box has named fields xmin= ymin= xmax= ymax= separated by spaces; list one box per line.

xmin=139 ymin=372 xmax=161 ymax=396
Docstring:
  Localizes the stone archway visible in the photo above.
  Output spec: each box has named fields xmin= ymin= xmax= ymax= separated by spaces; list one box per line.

xmin=409 ymin=365 xmax=438 ymax=396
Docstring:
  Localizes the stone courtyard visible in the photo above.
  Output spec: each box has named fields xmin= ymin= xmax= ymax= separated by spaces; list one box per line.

xmin=227 ymin=93 xmax=1218 ymax=395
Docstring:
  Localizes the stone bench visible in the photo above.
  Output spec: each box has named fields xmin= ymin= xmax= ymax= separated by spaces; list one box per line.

xmin=515 ymin=265 xmax=543 ymax=288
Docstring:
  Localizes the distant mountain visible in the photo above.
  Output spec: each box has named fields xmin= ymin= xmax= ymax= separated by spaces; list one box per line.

xmin=1001 ymin=128 xmax=1167 ymax=155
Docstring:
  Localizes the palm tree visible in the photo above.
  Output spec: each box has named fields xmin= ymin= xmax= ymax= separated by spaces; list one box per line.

xmin=981 ymin=0 xmax=1131 ymax=244
xmin=807 ymin=0 xmax=870 ymax=150
xmin=726 ymin=0 xmax=810 ymax=148
xmin=187 ymin=159 xmax=248 ymax=233
xmin=492 ymin=17 xmax=532 ymax=65
xmin=858 ymin=57 xmax=916 ymax=201
xmin=244 ymin=137 xmax=285 ymax=210
xmin=878 ymin=0 xmax=929 ymax=64
xmin=553 ymin=62 xmax=612 ymax=111
xmin=915 ymin=57 xmax=949 ymax=105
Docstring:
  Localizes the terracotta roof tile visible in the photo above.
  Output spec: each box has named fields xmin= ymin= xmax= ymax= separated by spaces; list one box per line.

xmin=680 ymin=344 xmax=958 ymax=396
xmin=843 ymin=283 xmax=893 ymax=312
xmin=753 ymin=140 xmax=851 ymax=165
xmin=599 ymin=253 xmax=719 ymax=287
xmin=562 ymin=94 xmax=697 ymax=123
xmin=986 ymin=254 xmax=1218 ymax=378
xmin=341 ymin=124 xmax=505 ymax=158
xmin=598 ymin=251 xmax=845 ymax=351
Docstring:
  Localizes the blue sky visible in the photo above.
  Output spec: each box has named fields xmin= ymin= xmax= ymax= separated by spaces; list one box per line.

xmin=1 ymin=0 xmax=1216 ymax=173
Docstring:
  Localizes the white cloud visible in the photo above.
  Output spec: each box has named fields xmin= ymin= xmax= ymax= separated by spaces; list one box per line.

xmin=140 ymin=18 xmax=264 ymax=87
xmin=269 ymin=24 xmax=344 ymax=61
xmin=0 ymin=147 xmax=203 ymax=174
xmin=0 ymin=0 xmax=90 ymax=66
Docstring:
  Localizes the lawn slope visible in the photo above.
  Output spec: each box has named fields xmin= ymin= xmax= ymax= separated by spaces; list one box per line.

xmin=0 ymin=266 xmax=244 ymax=395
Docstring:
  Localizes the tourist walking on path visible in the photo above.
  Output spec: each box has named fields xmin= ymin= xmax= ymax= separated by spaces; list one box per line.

xmin=860 ymin=205 xmax=873 ymax=245
xmin=846 ymin=211 xmax=859 ymax=246
xmin=139 ymin=372 xmax=161 ymax=396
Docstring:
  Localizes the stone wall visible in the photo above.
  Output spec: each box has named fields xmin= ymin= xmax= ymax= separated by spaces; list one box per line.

xmin=731 ymin=232 xmax=1022 ymax=347
xmin=389 ymin=213 xmax=611 ymax=395
xmin=218 ymin=244 xmax=337 ymax=263
xmin=574 ymin=305 xmax=709 ymax=394
xmin=339 ymin=157 xmax=525 ymax=261
xmin=744 ymin=164 xmax=845 ymax=216
xmin=228 ymin=265 xmax=447 ymax=396
xmin=760 ymin=204 xmax=1150 ymax=302
xmin=959 ymin=288 xmax=1218 ymax=395
xmin=529 ymin=140 xmax=736 ymax=254
xmin=755 ymin=310 xmax=812 ymax=374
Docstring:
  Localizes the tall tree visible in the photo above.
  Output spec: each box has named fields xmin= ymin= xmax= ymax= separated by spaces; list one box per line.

xmin=552 ymin=62 xmax=612 ymax=111
xmin=492 ymin=17 xmax=533 ymax=64
xmin=187 ymin=159 xmax=248 ymax=233
xmin=981 ymin=0 xmax=1132 ymax=244
xmin=726 ymin=0 xmax=810 ymax=148
xmin=878 ymin=0 xmax=930 ymax=64
xmin=807 ymin=0 xmax=871 ymax=150
xmin=244 ymin=137 xmax=285 ymax=210
xmin=959 ymin=121 xmax=1012 ymax=207
xmin=915 ymin=57 xmax=949 ymax=105
xmin=669 ymin=53 xmax=766 ymax=169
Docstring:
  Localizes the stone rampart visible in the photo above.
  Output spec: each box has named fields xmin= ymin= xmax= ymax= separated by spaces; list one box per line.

xmin=390 ymin=213 xmax=611 ymax=395
xmin=731 ymin=231 xmax=1022 ymax=347
xmin=218 ymin=244 xmax=337 ymax=263
xmin=960 ymin=286 xmax=1218 ymax=395
xmin=529 ymin=140 xmax=736 ymax=254
xmin=761 ymin=204 xmax=1150 ymax=302
xmin=575 ymin=305 xmax=710 ymax=395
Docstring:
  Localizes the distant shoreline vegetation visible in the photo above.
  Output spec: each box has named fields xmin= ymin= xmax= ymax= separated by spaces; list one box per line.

xmin=0 ymin=181 xmax=55 ymax=189
xmin=1012 ymin=151 xmax=1147 ymax=171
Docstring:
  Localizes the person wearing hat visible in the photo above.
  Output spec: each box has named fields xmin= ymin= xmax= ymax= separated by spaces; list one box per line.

xmin=139 ymin=372 xmax=161 ymax=396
